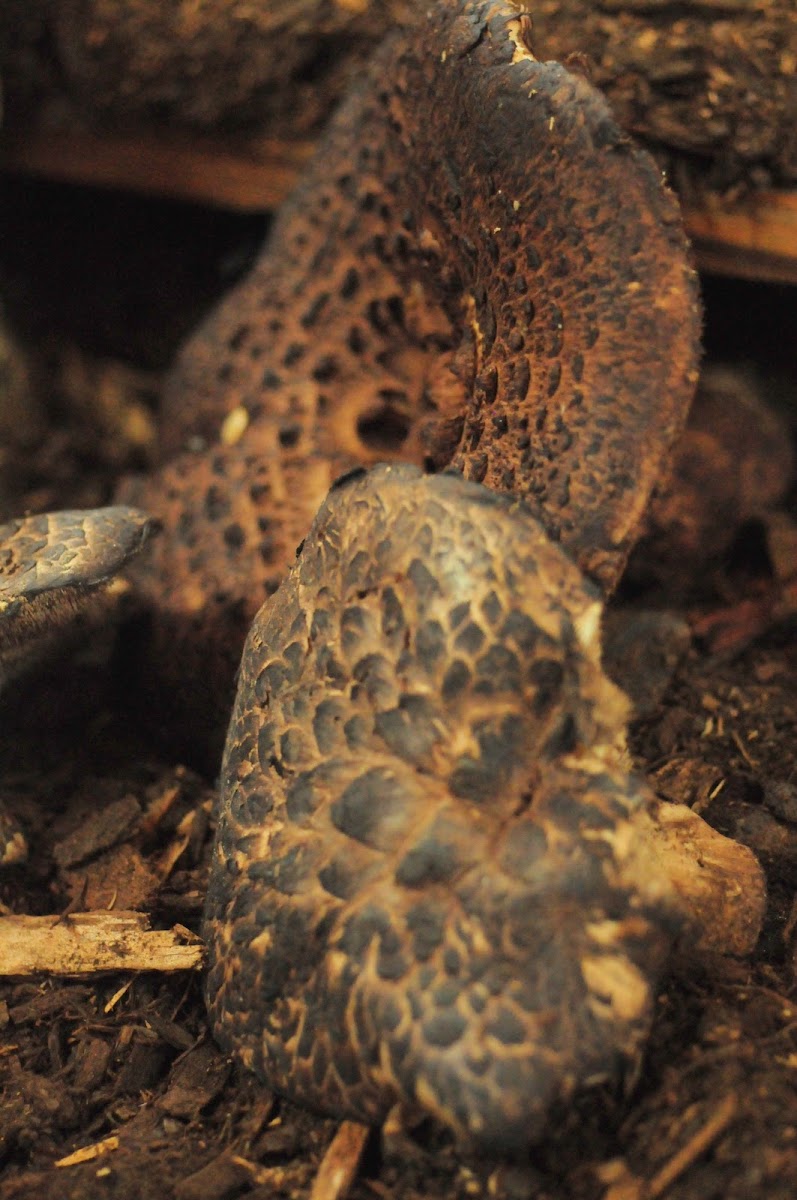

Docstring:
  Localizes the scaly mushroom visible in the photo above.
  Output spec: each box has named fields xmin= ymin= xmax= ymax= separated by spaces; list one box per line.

xmin=0 ymin=505 xmax=152 ymax=863
xmin=205 ymin=463 xmax=763 ymax=1154
xmin=121 ymin=0 xmax=700 ymax=768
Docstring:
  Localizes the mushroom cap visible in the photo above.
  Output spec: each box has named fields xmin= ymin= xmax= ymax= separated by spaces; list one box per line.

xmin=0 ymin=503 xmax=152 ymax=866
xmin=0 ymin=505 xmax=152 ymax=687
xmin=122 ymin=0 xmax=700 ymax=765
xmin=205 ymin=463 xmax=680 ymax=1153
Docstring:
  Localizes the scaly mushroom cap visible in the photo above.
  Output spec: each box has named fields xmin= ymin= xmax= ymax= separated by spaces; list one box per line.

xmin=122 ymin=0 xmax=700 ymax=766
xmin=0 ymin=504 xmax=153 ymax=687
xmin=204 ymin=464 xmax=681 ymax=1154
xmin=0 ymin=504 xmax=152 ymax=865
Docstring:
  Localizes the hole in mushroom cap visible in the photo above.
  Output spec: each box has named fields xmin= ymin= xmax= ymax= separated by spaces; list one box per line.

xmin=356 ymin=404 xmax=411 ymax=452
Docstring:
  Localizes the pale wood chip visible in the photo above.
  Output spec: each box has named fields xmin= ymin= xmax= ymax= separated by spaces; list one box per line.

xmin=310 ymin=1121 xmax=371 ymax=1200
xmin=0 ymin=911 xmax=204 ymax=976
xmin=55 ymin=1135 xmax=120 ymax=1168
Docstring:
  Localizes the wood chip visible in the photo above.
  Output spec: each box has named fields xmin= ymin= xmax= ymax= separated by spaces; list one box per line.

xmin=145 ymin=1013 xmax=196 ymax=1051
xmin=159 ymin=1041 xmax=232 ymax=1120
xmin=55 ymin=1134 xmax=120 ymax=1168
xmin=62 ymin=843 xmax=159 ymax=911
xmin=646 ymin=1093 xmax=738 ymax=1199
xmin=70 ymin=1036 xmax=114 ymax=1092
xmin=8 ymin=986 xmax=90 ymax=1025
xmin=155 ymin=807 xmax=202 ymax=882
xmin=53 ymin=794 xmax=142 ymax=868
xmin=173 ymin=1151 xmax=254 ymax=1200
xmin=115 ymin=1035 xmax=173 ymax=1095
xmin=310 ymin=1121 xmax=371 ymax=1200
xmin=0 ymin=911 xmax=204 ymax=976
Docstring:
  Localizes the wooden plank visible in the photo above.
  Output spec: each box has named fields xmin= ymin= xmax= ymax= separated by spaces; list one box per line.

xmin=0 ymin=124 xmax=314 ymax=212
xmin=682 ymin=192 xmax=797 ymax=286
xmin=1 ymin=124 xmax=795 ymax=284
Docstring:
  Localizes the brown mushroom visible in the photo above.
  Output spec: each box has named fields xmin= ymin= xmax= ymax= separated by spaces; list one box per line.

xmin=205 ymin=463 xmax=763 ymax=1154
xmin=0 ymin=504 xmax=152 ymax=688
xmin=121 ymin=0 xmax=700 ymax=767
xmin=0 ymin=504 xmax=152 ymax=864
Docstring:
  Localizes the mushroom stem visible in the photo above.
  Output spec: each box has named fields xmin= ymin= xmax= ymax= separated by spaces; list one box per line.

xmin=636 ymin=800 xmax=766 ymax=958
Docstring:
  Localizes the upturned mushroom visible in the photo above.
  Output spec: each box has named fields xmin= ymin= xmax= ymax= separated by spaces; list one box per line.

xmin=120 ymin=0 xmax=700 ymax=767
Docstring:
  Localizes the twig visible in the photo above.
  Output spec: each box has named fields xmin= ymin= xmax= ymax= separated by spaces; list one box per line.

xmin=647 ymin=1093 xmax=738 ymax=1199
xmin=310 ymin=1121 xmax=371 ymax=1200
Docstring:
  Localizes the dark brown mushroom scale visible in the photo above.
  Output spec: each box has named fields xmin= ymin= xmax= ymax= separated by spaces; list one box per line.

xmin=0 ymin=505 xmax=152 ymax=864
xmin=122 ymin=0 xmax=700 ymax=767
xmin=205 ymin=464 xmax=681 ymax=1154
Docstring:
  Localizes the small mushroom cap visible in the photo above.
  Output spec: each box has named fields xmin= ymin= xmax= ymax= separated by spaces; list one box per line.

xmin=0 ymin=505 xmax=153 ymax=686
xmin=0 ymin=505 xmax=153 ymax=601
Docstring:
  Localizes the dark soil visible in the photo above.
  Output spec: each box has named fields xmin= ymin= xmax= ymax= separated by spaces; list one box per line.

xmin=1 ymin=146 xmax=797 ymax=1200
xmin=1 ymin=1 xmax=795 ymax=198
xmin=531 ymin=0 xmax=797 ymax=199
xmin=0 ymin=0 xmax=412 ymax=135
